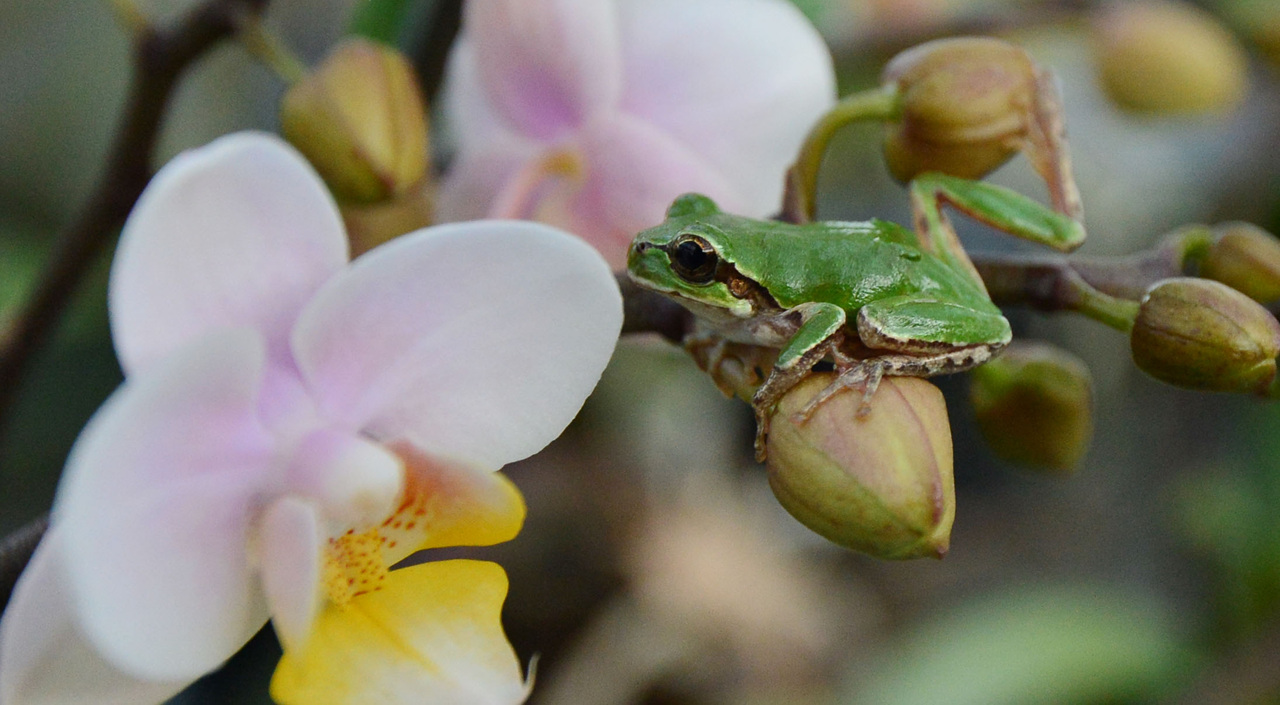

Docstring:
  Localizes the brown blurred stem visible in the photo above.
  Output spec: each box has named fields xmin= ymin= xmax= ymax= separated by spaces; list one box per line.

xmin=0 ymin=514 xmax=48 ymax=613
xmin=0 ymin=0 xmax=271 ymax=606
xmin=0 ymin=0 xmax=271 ymax=462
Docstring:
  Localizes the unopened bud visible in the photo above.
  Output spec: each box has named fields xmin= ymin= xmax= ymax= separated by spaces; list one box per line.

xmin=969 ymin=343 xmax=1093 ymax=473
xmin=1199 ymin=222 xmax=1280 ymax=306
xmin=281 ymin=39 xmax=429 ymax=203
xmin=766 ymin=374 xmax=954 ymax=560
xmin=881 ymin=37 xmax=1039 ymax=183
xmin=1131 ymin=278 xmax=1280 ymax=394
xmin=1093 ymin=1 xmax=1248 ymax=115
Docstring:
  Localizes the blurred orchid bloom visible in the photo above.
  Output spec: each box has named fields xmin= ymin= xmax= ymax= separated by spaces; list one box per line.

xmin=438 ymin=0 xmax=836 ymax=266
xmin=0 ymin=132 xmax=622 ymax=704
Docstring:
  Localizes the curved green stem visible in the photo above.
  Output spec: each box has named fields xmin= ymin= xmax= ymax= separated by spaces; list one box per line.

xmin=238 ymin=17 xmax=307 ymax=84
xmin=781 ymin=86 xmax=901 ymax=223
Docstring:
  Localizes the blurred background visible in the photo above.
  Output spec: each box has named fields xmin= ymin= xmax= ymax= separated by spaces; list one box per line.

xmin=4 ymin=0 xmax=1280 ymax=702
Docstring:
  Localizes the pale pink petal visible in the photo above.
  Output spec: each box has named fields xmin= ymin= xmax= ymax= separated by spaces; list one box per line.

xmin=616 ymin=0 xmax=835 ymax=214
xmin=435 ymin=140 xmax=542 ymax=225
xmin=0 ymin=531 xmax=189 ymax=705
xmin=54 ymin=330 xmax=275 ymax=681
xmin=461 ymin=0 xmax=622 ymax=141
xmin=291 ymin=221 xmax=622 ymax=470
xmin=439 ymin=39 xmax=522 ymax=152
xmin=259 ymin=497 xmax=323 ymax=653
xmin=109 ymin=131 xmax=349 ymax=376
xmin=570 ymin=113 xmax=740 ymax=266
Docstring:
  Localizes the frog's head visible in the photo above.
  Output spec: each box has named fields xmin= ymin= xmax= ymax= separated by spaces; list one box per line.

xmin=626 ymin=193 xmax=754 ymax=318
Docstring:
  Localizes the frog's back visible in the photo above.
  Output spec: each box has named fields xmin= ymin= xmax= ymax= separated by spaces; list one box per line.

xmin=708 ymin=215 xmax=985 ymax=311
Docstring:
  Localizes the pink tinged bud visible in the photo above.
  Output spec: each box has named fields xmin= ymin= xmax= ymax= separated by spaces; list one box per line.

xmin=765 ymin=375 xmax=955 ymax=560
xmin=1093 ymin=1 xmax=1249 ymax=115
xmin=1131 ymin=278 xmax=1280 ymax=394
xmin=1199 ymin=222 xmax=1280 ymax=306
xmin=881 ymin=37 xmax=1039 ymax=183
xmin=969 ymin=342 xmax=1094 ymax=473
xmin=281 ymin=39 xmax=429 ymax=204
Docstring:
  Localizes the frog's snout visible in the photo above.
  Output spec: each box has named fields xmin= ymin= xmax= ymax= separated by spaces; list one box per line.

xmin=628 ymin=240 xmax=657 ymax=268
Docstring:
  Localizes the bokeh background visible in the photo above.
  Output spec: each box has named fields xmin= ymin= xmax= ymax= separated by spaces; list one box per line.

xmin=4 ymin=0 xmax=1280 ymax=702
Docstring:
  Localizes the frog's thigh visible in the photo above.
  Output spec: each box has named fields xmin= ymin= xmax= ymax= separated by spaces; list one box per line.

xmin=856 ymin=296 xmax=1011 ymax=353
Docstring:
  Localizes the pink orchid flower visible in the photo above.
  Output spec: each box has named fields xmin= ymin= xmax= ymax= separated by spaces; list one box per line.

xmin=437 ymin=0 xmax=836 ymax=267
xmin=0 ymin=132 xmax=622 ymax=704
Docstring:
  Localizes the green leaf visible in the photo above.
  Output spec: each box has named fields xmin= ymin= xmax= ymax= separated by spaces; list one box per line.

xmin=840 ymin=583 xmax=1198 ymax=705
xmin=348 ymin=0 xmax=417 ymax=44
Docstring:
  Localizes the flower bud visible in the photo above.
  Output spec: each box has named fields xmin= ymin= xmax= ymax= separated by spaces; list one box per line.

xmin=969 ymin=343 xmax=1093 ymax=473
xmin=1199 ymin=222 xmax=1280 ymax=306
xmin=1093 ymin=1 xmax=1248 ymax=115
xmin=881 ymin=37 xmax=1039 ymax=183
xmin=766 ymin=374 xmax=954 ymax=560
xmin=1131 ymin=278 xmax=1280 ymax=394
xmin=281 ymin=39 xmax=429 ymax=204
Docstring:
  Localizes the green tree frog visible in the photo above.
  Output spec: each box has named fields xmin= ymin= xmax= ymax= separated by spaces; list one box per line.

xmin=627 ymin=172 xmax=1085 ymax=459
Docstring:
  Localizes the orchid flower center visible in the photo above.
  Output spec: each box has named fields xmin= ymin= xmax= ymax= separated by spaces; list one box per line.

xmin=285 ymin=429 xmax=405 ymax=537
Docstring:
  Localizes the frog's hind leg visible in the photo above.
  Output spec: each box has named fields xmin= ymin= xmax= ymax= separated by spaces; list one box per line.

xmin=908 ymin=172 xmax=1086 ymax=293
xmin=795 ymin=295 xmax=1011 ymax=422
xmin=794 ymin=345 xmax=1000 ymax=423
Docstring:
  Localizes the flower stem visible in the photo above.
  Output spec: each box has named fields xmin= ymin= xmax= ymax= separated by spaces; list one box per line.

xmin=780 ymin=86 xmax=902 ymax=223
xmin=237 ymin=17 xmax=308 ymax=84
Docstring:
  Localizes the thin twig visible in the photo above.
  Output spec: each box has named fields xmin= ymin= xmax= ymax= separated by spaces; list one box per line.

xmin=0 ymin=514 xmax=48 ymax=613
xmin=0 ymin=0 xmax=271 ymax=464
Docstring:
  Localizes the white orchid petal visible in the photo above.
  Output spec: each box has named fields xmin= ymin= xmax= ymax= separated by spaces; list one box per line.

xmin=462 ymin=0 xmax=622 ymax=140
xmin=109 ymin=131 xmax=348 ymax=375
xmin=616 ymin=0 xmax=835 ymax=213
xmin=259 ymin=497 xmax=324 ymax=654
xmin=55 ymin=330 xmax=275 ymax=681
xmin=291 ymin=221 xmax=621 ymax=470
xmin=0 ymin=531 xmax=190 ymax=705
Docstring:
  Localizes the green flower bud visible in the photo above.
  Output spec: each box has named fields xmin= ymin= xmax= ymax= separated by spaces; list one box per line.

xmin=1131 ymin=278 xmax=1280 ymax=394
xmin=1093 ymin=1 xmax=1249 ymax=115
xmin=881 ymin=37 xmax=1039 ymax=183
xmin=1199 ymin=222 xmax=1280 ymax=306
xmin=766 ymin=374 xmax=954 ymax=560
xmin=969 ymin=342 xmax=1093 ymax=473
xmin=281 ymin=39 xmax=429 ymax=204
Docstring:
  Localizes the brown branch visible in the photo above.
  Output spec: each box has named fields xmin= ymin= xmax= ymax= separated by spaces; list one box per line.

xmin=0 ymin=0 xmax=271 ymax=462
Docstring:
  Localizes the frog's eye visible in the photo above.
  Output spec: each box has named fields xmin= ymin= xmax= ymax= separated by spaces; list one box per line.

xmin=670 ymin=235 xmax=718 ymax=284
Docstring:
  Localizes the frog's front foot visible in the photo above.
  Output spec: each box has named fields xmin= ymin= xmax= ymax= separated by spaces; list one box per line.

xmin=793 ymin=360 xmax=887 ymax=425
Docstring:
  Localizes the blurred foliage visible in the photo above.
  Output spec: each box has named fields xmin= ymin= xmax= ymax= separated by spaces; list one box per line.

xmin=840 ymin=583 xmax=1197 ymax=705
